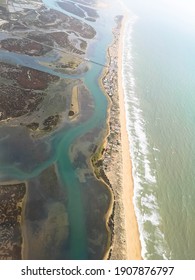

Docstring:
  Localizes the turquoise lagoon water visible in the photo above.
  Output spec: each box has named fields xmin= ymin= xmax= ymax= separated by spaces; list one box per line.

xmin=0 ymin=0 xmax=118 ymax=259
xmin=123 ymin=0 xmax=195 ymax=259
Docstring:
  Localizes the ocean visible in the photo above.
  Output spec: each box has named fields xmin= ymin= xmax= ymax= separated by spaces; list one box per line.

xmin=123 ymin=0 xmax=195 ymax=259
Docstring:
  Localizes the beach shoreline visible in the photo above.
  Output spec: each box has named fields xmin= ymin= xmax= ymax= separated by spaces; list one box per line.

xmin=99 ymin=13 xmax=142 ymax=259
xmin=118 ymin=13 xmax=142 ymax=260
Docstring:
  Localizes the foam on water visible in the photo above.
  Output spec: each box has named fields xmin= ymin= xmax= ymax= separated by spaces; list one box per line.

xmin=122 ymin=16 xmax=171 ymax=259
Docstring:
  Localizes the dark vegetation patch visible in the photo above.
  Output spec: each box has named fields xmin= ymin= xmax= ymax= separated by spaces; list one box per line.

xmin=0 ymin=62 xmax=59 ymax=121
xmin=0 ymin=84 xmax=44 ymax=120
xmin=68 ymin=110 xmax=74 ymax=116
xmin=0 ymin=183 xmax=26 ymax=260
xmin=78 ymin=4 xmax=99 ymax=18
xmin=0 ymin=62 xmax=59 ymax=90
xmin=85 ymin=17 xmax=96 ymax=22
xmin=42 ymin=115 xmax=60 ymax=131
xmin=33 ymin=9 xmax=96 ymax=39
xmin=0 ymin=37 xmax=53 ymax=56
xmin=26 ymin=122 xmax=39 ymax=131
xmin=57 ymin=1 xmax=85 ymax=18
xmin=48 ymin=31 xmax=85 ymax=55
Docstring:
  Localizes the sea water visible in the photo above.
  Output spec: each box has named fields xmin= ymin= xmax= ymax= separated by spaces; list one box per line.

xmin=123 ymin=0 xmax=195 ymax=259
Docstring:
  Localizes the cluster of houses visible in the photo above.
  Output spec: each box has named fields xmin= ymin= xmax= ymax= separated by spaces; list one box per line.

xmin=102 ymin=26 xmax=121 ymax=172
xmin=102 ymin=54 xmax=118 ymax=98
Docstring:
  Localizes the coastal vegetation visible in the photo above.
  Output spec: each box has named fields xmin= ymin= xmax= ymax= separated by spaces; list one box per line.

xmin=0 ymin=182 xmax=26 ymax=260
xmin=91 ymin=144 xmax=105 ymax=179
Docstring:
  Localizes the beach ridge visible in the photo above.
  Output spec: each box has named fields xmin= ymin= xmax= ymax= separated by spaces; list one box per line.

xmin=98 ymin=12 xmax=142 ymax=259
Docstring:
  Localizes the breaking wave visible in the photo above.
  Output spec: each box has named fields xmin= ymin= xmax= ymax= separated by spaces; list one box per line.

xmin=122 ymin=16 xmax=171 ymax=259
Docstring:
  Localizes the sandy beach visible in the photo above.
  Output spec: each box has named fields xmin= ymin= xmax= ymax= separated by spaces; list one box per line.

xmin=118 ymin=14 xmax=142 ymax=260
xmin=100 ymin=13 xmax=142 ymax=259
